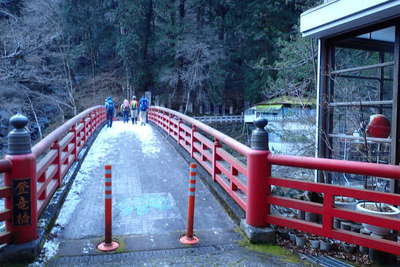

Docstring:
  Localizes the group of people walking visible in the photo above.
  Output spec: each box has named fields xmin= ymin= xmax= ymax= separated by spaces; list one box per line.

xmin=104 ymin=95 xmax=149 ymax=128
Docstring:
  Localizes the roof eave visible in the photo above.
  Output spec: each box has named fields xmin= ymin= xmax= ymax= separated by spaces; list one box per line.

xmin=301 ymin=0 xmax=400 ymax=39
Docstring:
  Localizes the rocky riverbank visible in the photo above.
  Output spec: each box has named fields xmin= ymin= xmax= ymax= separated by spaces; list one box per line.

xmin=0 ymin=89 xmax=62 ymax=159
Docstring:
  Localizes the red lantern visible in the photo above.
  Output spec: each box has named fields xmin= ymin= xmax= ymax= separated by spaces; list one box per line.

xmin=366 ymin=114 xmax=391 ymax=138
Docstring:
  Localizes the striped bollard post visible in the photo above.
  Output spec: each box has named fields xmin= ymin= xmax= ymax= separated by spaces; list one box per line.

xmin=180 ymin=163 xmax=200 ymax=245
xmin=97 ymin=165 xmax=119 ymax=251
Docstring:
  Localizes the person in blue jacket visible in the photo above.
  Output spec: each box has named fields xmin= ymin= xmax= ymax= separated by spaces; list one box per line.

xmin=105 ymin=97 xmax=115 ymax=128
xmin=139 ymin=95 xmax=149 ymax=126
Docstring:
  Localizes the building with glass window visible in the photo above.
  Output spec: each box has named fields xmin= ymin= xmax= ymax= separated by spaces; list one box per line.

xmin=301 ymin=0 xmax=400 ymax=191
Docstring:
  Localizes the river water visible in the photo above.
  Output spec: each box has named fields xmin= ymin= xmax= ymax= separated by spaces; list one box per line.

xmin=209 ymin=120 xmax=316 ymax=157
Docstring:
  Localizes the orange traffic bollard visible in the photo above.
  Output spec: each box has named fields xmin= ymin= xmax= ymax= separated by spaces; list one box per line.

xmin=180 ymin=163 xmax=200 ymax=245
xmin=97 ymin=165 xmax=119 ymax=251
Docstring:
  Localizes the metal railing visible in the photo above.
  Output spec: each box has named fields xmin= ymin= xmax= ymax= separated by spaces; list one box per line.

xmin=149 ymin=106 xmax=400 ymax=256
xmin=192 ymin=115 xmax=243 ymax=123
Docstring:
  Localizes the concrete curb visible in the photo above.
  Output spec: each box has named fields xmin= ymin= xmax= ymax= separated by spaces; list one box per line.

xmin=240 ymin=219 xmax=276 ymax=244
xmin=0 ymin=122 xmax=106 ymax=263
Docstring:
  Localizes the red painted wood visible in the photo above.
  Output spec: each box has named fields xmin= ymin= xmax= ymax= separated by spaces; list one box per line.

xmin=268 ymin=177 xmax=400 ymax=206
xmin=0 ymin=232 xmax=12 ymax=245
xmin=216 ymin=148 xmax=247 ymax=176
xmin=246 ymin=151 xmax=269 ymax=227
xmin=0 ymin=187 xmax=11 ymax=199
xmin=333 ymin=208 xmax=400 ymax=231
xmin=5 ymin=153 xmax=37 ymax=244
xmin=32 ymin=106 xmax=105 ymax=157
xmin=330 ymin=229 xmax=400 ymax=255
xmin=148 ymin=107 xmax=400 ymax=255
xmin=0 ymin=160 xmax=12 ymax=173
xmin=215 ymin=174 xmax=247 ymax=210
xmin=267 ymin=196 xmax=323 ymax=214
xmin=0 ymin=209 xmax=12 ymax=222
xmin=193 ymin=132 xmax=214 ymax=149
xmin=216 ymin=161 xmax=247 ymax=194
xmin=269 ymin=154 xmax=400 ymax=179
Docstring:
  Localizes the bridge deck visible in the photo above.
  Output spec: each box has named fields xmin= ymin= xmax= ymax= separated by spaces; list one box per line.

xmin=37 ymin=121 xmax=308 ymax=266
xmin=44 ymin=121 xmax=239 ymax=259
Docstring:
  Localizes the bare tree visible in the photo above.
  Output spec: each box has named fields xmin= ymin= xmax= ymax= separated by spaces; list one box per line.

xmin=25 ymin=94 xmax=43 ymax=140
xmin=0 ymin=0 xmax=78 ymax=116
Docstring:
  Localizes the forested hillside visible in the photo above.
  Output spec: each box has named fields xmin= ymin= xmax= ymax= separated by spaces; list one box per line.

xmin=0 ymin=0 xmax=320 ymax=151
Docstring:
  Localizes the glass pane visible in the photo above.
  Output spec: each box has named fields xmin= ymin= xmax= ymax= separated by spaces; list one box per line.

xmin=326 ymin=25 xmax=394 ymax=176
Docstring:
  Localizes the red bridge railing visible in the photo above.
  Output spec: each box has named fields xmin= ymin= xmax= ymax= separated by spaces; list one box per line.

xmin=0 ymin=160 xmax=12 ymax=244
xmin=32 ymin=106 xmax=105 ymax=215
xmin=149 ymin=106 xmax=400 ymax=256
xmin=267 ymin=155 xmax=400 ymax=255
xmin=0 ymin=106 xmax=105 ymax=246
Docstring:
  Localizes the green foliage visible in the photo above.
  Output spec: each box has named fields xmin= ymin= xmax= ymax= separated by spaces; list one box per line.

xmin=57 ymin=0 xmax=322 ymax=108
xmin=258 ymin=30 xmax=318 ymax=100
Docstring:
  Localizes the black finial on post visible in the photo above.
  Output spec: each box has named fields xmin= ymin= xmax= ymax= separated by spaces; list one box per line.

xmin=7 ymin=114 xmax=32 ymax=155
xmin=250 ymin=118 xmax=269 ymax=151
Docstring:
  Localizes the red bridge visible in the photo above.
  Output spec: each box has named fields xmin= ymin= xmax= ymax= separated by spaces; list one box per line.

xmin=1 ymin=105 xmax=400 ymax=264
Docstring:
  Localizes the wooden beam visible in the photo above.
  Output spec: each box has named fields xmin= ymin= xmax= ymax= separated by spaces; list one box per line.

xmin=317 ymin=39 xmax=333 ymax=183
xmin=333 ymin=37 xmax=394 ymax=53
xmin=330 ymin=18 xmax=400 ymax=44
xmin=327 ymin=43 xmax=335 ymax=168
xmin=328 ymin=134 xmax=391 ymax=144
xmin=328 ymin=100 xmax=392 ymax=107
xmin=335 ymin=74 xmax=392 ymax=82
xmin=379 ymin=51 xmax=385 ymax=114
xmin=331 ymin=61 xmax=394 ymax=75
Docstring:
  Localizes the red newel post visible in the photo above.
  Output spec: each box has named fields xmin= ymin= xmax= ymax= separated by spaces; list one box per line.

xmin=4 ymin=114 xmax=37 ymax=244
xmin=97 ymin=165 xmax=119 ymax=251
xmin=246 ymin=118 xmax=270 ymax=228
xmin=180 ymin=163 xmax=200 ymax=245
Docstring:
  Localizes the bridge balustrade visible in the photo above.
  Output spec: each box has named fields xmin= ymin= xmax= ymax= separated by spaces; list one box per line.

xmin=149 ymin=107 xmax=251 ymax=211
xmin=0 ymin=106 xmax=105 ymax=246
xmin=0 ymin=160 xmax=12 ymax=244
xmin=149 ymin=106 xmax=400 ymax=256
xmin=2 ymin=105 xmax=400 ymax=256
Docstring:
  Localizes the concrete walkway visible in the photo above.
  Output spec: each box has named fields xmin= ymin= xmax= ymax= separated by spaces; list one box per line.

xmin=32 ymin=121 xmax=312 ymax=266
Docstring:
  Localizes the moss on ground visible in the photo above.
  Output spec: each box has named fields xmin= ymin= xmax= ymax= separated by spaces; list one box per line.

xmin=239 ymin=239 xmax=301 ymax=263
xmin=235 ymin=226 xmax=301 ymax=264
